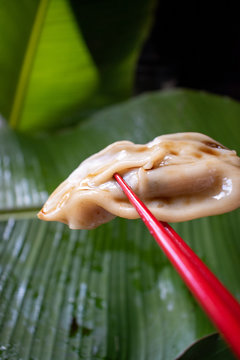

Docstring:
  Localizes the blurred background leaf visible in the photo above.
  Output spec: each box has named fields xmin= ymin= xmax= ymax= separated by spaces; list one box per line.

xmin=0 ymin=90 xmax=240 ymax=359
xmin=176 ymin=333 xmax=235 ymax=360
xmin=0 ymin=0 xmax=156 ymax=131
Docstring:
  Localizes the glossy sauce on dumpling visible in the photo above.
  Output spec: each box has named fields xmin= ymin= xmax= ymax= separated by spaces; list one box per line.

xmin=38 ymin=133 xmax=240 ymax=229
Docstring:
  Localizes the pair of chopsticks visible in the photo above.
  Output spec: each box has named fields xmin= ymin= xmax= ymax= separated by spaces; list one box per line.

xmin=114 ymin=173 xmax=240 ymax=359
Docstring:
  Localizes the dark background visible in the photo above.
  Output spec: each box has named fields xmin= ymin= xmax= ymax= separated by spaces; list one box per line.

xmin=135 ymin=2 xmax=240 ymax=100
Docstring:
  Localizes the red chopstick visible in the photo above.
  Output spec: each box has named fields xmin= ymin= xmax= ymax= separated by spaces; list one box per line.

xmin=114 ymin=173 xmax=240 ymax=359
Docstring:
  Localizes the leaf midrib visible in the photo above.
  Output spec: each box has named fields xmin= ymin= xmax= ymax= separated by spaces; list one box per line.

xmin=0 ymin=208 xmax=39 ymax=221
xmin=9 ymin=0 xmax=49 ymax=129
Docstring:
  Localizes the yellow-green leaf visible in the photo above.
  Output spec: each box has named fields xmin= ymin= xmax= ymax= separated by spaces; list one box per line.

xmin=0 ymin=0 xmax=155 ymax=131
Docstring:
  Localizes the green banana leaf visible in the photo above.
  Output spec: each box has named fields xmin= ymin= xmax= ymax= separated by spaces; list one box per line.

xmin=0 ymin=0 xmax=155 ymax=132
xmin=1 ymin=89 xmax=240 ymax=359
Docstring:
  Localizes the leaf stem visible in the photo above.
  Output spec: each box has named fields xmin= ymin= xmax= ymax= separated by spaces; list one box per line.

xmin=9 ymin=0 xmax=49 ymax=129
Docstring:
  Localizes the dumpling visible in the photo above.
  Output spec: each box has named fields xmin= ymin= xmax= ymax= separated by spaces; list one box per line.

xmin=38 ymin=132 xmax=240 ymax=229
